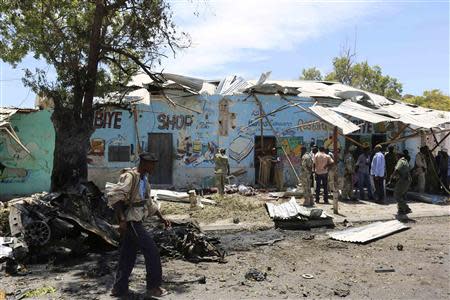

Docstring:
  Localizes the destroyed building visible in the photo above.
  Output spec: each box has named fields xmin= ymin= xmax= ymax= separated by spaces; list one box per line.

xmin=1 ymin=73 xmax=449 ymax=199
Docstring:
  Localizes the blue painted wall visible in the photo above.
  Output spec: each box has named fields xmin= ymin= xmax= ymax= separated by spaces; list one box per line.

xmin=0 ymin=110 xmax=54 ymax=199
xmin=1 ymin=93 xmax=397 ymax=197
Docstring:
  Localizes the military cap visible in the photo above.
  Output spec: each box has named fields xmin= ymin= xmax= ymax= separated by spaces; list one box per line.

xmin=139 ymin=152 xmax=158 ymax=162
xmin=374 ymin=144 xmax=382 ymax=150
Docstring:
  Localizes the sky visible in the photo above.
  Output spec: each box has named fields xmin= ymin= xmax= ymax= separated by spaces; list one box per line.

xmin=0 ymin=0 xmax=449 ymax=108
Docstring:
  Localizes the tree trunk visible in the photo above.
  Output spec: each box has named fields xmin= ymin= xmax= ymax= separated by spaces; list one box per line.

xmin=50 ymin=108 xmax=93 ymax=192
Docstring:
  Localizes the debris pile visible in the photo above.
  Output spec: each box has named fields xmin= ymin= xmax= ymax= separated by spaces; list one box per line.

xmin=150 ymin=189 xmax=216 ymax=206
xmin=265 ymin=197 xmax=334 ymax=229
xmin=149 ymin=220 xmax=225 ymax=263
xmin=2 ymin=183 xmax=119 ymax=268
xmin=245 ymin=268 xmax=267 ymax=281
xmin=224 ymin=184 xmax=257 ymax=196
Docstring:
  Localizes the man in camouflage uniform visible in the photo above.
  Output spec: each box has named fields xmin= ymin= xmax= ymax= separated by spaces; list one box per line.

xmin=326 ymin=149 xmax=338 ymax=201
xmin=301 ymin=145 xmax=314 ymax=206
xmin=214 ymin=148 xmax=230 ymax=196
xmin=390 ymin=152 xmax=412 ymax=216
xmin=342 ymin=145 xmax=357 ymax=201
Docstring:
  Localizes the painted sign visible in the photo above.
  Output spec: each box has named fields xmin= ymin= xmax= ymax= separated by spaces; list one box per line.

xmin=94 ymin=111 xmax=122 ymax=129
xmin=158 ymin=114 xmax=194 ymax=130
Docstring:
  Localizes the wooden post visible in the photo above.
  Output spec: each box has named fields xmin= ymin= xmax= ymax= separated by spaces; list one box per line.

xmin=259 ymin=102 xmax=264 ymax=154
xmin=333 ymin=126 xmax=339 ymax=214
xmin=132 ymin=105 xmax=142 ymax=153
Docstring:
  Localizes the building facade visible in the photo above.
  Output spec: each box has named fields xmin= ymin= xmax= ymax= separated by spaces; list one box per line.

xmin=1 ymin=92 xmax=406 ymax=199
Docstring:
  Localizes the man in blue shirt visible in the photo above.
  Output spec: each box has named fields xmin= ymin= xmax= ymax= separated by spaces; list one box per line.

xmin=371 ymin=144 xmax=386 ymax=203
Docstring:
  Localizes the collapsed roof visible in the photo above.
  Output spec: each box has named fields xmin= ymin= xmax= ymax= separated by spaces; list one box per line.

xmin=138 ymin=72 xmax=449 ymax=133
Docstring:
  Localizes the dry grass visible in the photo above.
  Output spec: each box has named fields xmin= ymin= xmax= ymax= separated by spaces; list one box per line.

xmin=160 ymin=194 xmax=270 ymax=223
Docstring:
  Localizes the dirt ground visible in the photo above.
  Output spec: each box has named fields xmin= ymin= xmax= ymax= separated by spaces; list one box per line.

xmin=1 ymin=216 xmax=449 ymax=300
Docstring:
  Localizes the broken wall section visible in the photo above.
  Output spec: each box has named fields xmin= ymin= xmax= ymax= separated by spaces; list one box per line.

xmin=0 ymin=110 xmax=54 ymax=200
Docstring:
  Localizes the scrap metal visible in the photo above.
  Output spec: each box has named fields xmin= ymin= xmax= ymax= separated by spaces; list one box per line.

xmin=327 ymin=220 xmax=410 ymax=243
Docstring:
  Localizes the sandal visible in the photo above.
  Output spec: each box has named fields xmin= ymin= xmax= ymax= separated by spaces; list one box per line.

xmin=146 ymin=287 xmax=169 ymax=298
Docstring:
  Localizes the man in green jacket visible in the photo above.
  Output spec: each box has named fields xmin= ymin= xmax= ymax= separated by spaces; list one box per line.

xmin=391 ymin=152 xmax=412 ymax=216
xmin=214 ymin=148 xmax=230 ymax=196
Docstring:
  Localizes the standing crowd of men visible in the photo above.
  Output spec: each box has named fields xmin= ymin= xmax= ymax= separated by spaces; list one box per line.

xmin=300 ymin=143 xmax=449 ymax=216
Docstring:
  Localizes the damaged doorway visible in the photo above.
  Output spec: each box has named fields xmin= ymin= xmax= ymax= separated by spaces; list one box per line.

xmin=148 ymin=133 xmax=173 ymax=185
xmin=254 ymin=136 xmax=277 ymax=185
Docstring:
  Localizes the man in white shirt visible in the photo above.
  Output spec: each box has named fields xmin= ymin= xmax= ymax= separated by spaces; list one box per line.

xmin=371 ymin=144 xmax=386 ymax=203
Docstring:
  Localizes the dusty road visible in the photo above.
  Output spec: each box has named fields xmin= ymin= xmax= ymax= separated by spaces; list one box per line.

xmin=1 ymin=217 xmax=449 ymax=299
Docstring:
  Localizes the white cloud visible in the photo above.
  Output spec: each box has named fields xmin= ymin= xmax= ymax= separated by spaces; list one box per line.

xmin=152 ymin=0 xmax=379 ymax=79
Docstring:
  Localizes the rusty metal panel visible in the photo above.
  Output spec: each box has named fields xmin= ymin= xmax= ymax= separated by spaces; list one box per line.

xmin=327 ymin=220 xmax=409 ymax=243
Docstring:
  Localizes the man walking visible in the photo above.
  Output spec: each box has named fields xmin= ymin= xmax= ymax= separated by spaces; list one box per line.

xmin=371 ymin=144 xmax=386 ymax=203
xmin=301 ymin=145 xmax=314 ymax=206
xmin=342 ymin=145 xmax=357 ymax=201
xmin=214 ymin=148 xmax=230 ymax=196
xmin=356 ymin=146 xmax=374 ymax=200
xmin=415 ymin=146 xmax=427 ymax=193
xmin=390 ymin=152 xmax=412 ymax=217
xmin=313 ymin=147 xmax=334 ymax=204
xmin=107 ymin=153 xmax=170 ymax=298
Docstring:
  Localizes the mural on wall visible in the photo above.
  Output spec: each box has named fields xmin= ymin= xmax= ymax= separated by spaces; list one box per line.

xmin=94 ymin=111 xmax=122 ymax=129
xmin=89 ymin=139 xmax=105 ymax=156
xmin=0 ymin=162 xmax=28 ymax=183
xmin=157 ymin=113 xmax=193 ymax=130
xmin=229 ymin=135 xmax=254 ymax=163
xmin=0 ymin=135 xmax=48 ymax=183
xmin=176 ymin=132 xmax=218 ymax=166
xmin=323 ymin=135 xmax=342 ymax=151
xmin=87 ymin=138 xmax=105 ymax=166
xmin=278 ymin=137 xmax=303 ymax=165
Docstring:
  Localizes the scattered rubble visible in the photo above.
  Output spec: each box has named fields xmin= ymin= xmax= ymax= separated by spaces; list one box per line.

xmin=266 ymin=197 xmax=334 ymax=229
xmin=149 ymin=220 xmax=225 ymax=263
xmin=224 ymin=184 xmax=257 ymax=196
xmin=151 ymin=189 xmax=216 ymax=206
xmin=334 ymin=288 xmax=350 ymax=297
xmin=245 ymin=268 xmax=266 ymax=281
xmin=1 ymin=183 xmax=226 ymax=274
xmin=252 ymin=238 xmax=284 ymax=247
xmin=374 ymin=268 xmax=396 ymax=273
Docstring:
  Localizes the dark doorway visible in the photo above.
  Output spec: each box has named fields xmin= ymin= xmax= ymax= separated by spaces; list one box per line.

xmin=148 ymin=133 xmax=173 ymax=184
xmin=254 ymin=136 xmax=277 ymax=185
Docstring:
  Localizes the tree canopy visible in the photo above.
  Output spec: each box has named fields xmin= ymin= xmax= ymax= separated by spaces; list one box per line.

xmin=402 ymin=89 xmax=450 ymax=111
xmin=0 ymin=0 xmax=189 ymax=190
xmin=300 ymin=52 xmax=403 ymax=99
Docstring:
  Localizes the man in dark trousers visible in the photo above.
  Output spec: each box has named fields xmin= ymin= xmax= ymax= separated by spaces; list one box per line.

xmin=107 ymin=152 xmax=170 ymax=298
xmin=313 ymin=146 xmax=334 ymax=204
xmin=390 ymin=152 xmax=412 ymax=217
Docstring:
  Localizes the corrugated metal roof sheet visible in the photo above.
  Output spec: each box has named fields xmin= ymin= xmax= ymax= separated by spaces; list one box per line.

xmin=309 ymin=105 xmax=361 ymax=135
xmin=327 ymin=220 xmax=409 ymax=243
xmin=381 ymin=103 xmax=450 ymax=129
xmin=0 ymin=108 xmax=18 ymax=123
xmin=331 ymin=100 xmax=397 ymax=123
xmin=266 ymin=197 xmax=330 ymax=220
